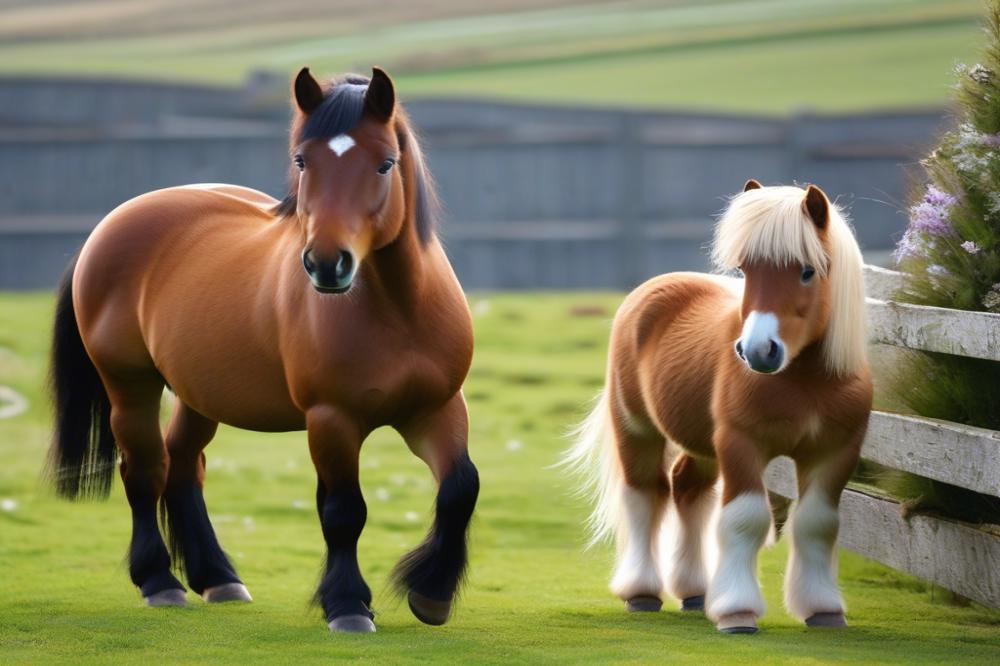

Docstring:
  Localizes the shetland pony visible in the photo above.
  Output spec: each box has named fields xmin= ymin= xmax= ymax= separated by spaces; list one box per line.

xmin=566 ymin=181 xmax=872 ymax=633
xmin=48 ymin=67 xmax=480 ymax=633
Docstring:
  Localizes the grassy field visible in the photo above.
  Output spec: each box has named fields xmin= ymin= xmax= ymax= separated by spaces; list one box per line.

xmin=0 ymin=0 xmax=986 ymax=112
xmin=1 ymin=291 xmax=999 ymax=664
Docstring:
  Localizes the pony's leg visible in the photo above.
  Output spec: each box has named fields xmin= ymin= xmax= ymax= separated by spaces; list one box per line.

xmin=395 ymin=393 xmax=480 ymax=626
xmin=610 ymin=418 xmax=669 ymax=612
xmin=162 ymin=401 xmax=249 ymax=603
xmin=105 ymin=375 xmax=187 ymax=606
xmin=306 ymin=406 xmax=374 ymax=633
xmin=706 ymin=426 xmax=771 ymax=633
xmin=785 ymin=438 xmax=863 ymax=628
xmin=664 ymin=453 xmax=718 ymax=612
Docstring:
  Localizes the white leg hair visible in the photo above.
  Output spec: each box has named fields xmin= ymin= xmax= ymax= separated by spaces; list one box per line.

xmin=609 ymin=485 xmax=663 ymax=600
xmin=784 ymin=487 xmax=844 ymax=620
xmin=663 ymin=485 xmax=717 ymax=601
xmin=705 ymin=492 xmax=771 ymax=621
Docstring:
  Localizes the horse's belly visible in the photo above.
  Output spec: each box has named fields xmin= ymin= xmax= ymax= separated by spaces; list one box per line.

xmin=167 ymin=359 xmax=305 ymax=432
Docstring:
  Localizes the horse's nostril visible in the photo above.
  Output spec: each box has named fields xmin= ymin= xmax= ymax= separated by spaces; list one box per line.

xmin=302 ymin=248 xmax=317 ymax=273
xmin=735 ymin=340 xmax=744 ymax=359
xmin=335 ymin=251 xmax=354 ymax=281
xmin=767 ymin=340 xmax=779 ymax=361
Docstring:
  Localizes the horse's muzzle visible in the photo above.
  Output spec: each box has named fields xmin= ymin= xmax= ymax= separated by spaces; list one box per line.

xmin=303 ymin=247 xmax=355 ymax=294
xmin=735 ymin=337 xmax=784 ymax=374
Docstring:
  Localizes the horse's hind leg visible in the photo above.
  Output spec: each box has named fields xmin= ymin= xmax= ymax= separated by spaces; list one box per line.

xmin=610 ymin=417 xmax=670 ymax=613
xmin=395 ymin=393 xmax=480 ymax=626
xmin=104 ymin=373 xmax=187 ymax=606
xmin=664 ymin=453 xmax=718 ymax=612
xmin=162 ymin=401 xmax=249 ymax=603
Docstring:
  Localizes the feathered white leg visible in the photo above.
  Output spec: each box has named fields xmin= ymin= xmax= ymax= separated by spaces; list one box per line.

xmin=784 ymin=488 xmax=845 ymax=625
xmin=706 ymin=492 xmax=771 ymax=631
xmin=610 ymin=485 xmax=663 ymax=607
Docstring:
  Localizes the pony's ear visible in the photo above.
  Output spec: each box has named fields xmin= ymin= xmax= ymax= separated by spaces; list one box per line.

xmin=743 ymin=178 xmax=763 ymax=192
xmin=365 ymin=67 xmax=395 ymax=122
xmin=803 ymin=184 xmax=829 ymax=229
xmin=294 ymin=67 xmax=324 ymax=115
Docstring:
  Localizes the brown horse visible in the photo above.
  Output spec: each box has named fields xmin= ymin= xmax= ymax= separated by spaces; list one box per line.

xmin=48 ymin=67 xmax=479 ymax=633
xmin=566 ymin=181 xmax=872 ymax=634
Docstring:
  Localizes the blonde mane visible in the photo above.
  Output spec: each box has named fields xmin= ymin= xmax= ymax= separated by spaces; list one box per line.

xmin=711 ymin=185 xmax=867 ymax=377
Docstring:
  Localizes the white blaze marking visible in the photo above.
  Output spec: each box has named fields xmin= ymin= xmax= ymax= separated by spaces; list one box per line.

xmin=740 ymin=311 xmax=780 ymax=353
xmin=327 ymin=134 xmax=355 ymax=157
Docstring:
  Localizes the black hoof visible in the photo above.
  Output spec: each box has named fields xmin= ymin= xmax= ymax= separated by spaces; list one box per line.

xmin=681 ymin=595 xmax=705 ymax=612
xmin=144 ymin=588 xmax=187 ymax=607
xmin=806 ymin=612 xmax=847 ymax=628
xmin=203 ymin=583 xmax=252 ymax=603
xmin=408 ymin=590 xmax=452 ymax=626
xmin=328 ymin=615 xmax=377 ymax=633
xmin=626 ymin=595 xmax=662 ymax=612
xmin=717 ymin=612 xmax=758 ymax=634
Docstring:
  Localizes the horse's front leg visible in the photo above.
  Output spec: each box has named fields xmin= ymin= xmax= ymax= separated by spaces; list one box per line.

xmin=785 ymin=428 xmax=864 ymax=628
xmin=306 ymin=406 xmax=374 ymax=633
xmin=706 ymin=425 xmax=772 ymax=634
xmin=393 ymin=392 xmax=480 ymax=626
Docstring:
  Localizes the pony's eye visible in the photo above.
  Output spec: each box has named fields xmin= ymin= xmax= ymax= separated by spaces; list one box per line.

xmin=801 ymin=265 xmax=816 ymax=283
xmin=293 ymin=154 xmax=305 ymax=171
xmin=377 ymin=158 xmax=396 ymax=175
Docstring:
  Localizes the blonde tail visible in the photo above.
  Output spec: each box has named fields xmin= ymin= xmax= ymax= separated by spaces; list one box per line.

xmin=562 ymin=389 xmax=624 ymax=548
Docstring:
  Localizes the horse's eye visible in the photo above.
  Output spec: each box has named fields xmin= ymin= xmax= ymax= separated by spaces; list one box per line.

xmin=377 ymin=158 xmax=396 ymax=175
xmin=801 ymin=265 xmax=816 ymax=283
xmin=293 ymin=154 xmax=305 ymax=171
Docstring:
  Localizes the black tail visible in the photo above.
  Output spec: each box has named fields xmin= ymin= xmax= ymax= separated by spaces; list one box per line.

xmin=48 ymin=257 xmax=117 ymax=499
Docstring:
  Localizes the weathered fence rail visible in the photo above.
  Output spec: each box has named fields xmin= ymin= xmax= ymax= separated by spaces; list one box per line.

xmin=764 ymin=265 xmax=1000 ymax=608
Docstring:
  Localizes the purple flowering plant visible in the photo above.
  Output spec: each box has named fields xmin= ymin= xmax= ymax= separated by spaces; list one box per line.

xmin=893 ymin=42 xmax=1000 ymax=312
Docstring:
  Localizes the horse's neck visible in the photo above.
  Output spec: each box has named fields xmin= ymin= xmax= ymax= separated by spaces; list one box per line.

xmin=365 ymin=222 xmax=430 ymax=312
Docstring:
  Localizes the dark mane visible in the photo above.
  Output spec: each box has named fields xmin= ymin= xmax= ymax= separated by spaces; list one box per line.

xmin=272 ymin=73 xmax=437 ymax=244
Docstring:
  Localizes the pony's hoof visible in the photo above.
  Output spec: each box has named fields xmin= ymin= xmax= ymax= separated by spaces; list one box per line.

xmin=806 ymin=612 xmax=847 ymax=628
xmin=203 ymin=583 xmax=252 ymax=603
xmin=144 ymin=588 xmax=187 ymax=607
xmin=717 ymin=612 xmax=758 ymax=634
xmin=626 ymin=595 xmax=662 ymax=612
xmin=328 ymin=615 xmax=376 ymax=633
xmin=408 ymin=590 xmax=452 ymax=626
xmin=681 ymin=595 xmax=705 ymax=612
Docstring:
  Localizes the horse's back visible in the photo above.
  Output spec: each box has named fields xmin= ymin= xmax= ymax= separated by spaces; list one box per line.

xmin=610 ymin=272 xmax=741 ymax=455
xmin=72 ymin=185 xmax=287 ymax=372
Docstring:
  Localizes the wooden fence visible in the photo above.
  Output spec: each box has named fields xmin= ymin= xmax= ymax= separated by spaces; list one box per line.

xmin=764 ymin=265 xmax=1000 ymax=608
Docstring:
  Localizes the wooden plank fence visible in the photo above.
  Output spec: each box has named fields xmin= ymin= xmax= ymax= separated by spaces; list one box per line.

xmin=764 ymin=265 xmax=1000 ymax=608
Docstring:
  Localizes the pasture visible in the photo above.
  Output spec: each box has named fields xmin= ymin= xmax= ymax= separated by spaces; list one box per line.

xmin=0 ymin=0 xmax=984 ymax=112
xmin=1 ymin=291 xmax=998 ymax=664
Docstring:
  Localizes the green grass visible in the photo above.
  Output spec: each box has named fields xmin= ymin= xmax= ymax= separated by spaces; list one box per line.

xmin=1 ymin=291 xmax=999 ymax=664
xmin=0 ymin=0 xmax=986 ymax=113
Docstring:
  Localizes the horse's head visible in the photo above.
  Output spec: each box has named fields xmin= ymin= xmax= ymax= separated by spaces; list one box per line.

xmin=284 ymin=67 xmax=410 ymax=294
xmin=716 ymin=180 xmax=844 ymax=375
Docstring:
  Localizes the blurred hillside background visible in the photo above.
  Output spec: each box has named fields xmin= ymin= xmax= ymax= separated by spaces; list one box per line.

xmin=0 ymin=0 xmax=986 ymax=288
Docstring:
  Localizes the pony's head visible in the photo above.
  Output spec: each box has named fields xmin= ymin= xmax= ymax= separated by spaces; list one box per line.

xmin=712 ymin=180 xmax=866 ymax=377
xmin=275 ymin=66 xmax=435 ymax=294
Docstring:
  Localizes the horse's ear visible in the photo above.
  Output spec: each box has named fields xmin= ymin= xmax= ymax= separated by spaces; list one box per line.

xmin=365 ymin=67 xmax=395 ymax=122
xmin=294 ymin=67 xmax=324 ymax=115
xmin=803 ymin=184 xmax=829 ymax=229
xmin=743 ymin=178 xmax=762 ymax=192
